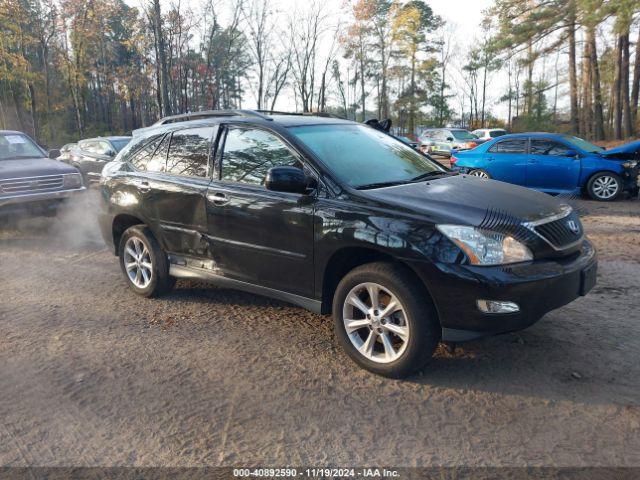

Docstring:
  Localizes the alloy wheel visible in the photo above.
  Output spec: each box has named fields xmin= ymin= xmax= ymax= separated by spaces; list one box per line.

xmin=470 ymin=170 xmax=489 ymax=179
xmin=342 ymin=282 xmax=409 ymax=364
xmin=123 ymin=236 xmax=153 ymax=289
xmin=592 ymin=175 xmax=619 ymax=200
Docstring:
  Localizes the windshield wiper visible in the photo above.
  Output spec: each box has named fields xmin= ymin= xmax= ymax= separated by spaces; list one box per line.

xmin=357 ymin=180 xmax=412 ymax=190
xmin=409 ymin=171 xmax=453 ymax=182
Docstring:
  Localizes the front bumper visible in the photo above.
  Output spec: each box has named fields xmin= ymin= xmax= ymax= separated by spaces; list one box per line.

xmin=410 ymin=240 xmax=598 ymax=341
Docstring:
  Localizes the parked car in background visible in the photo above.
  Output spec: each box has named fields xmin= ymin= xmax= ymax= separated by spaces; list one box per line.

xmin=419 ymin=128 xmax=483 ymax=157
xmin=0 ymin=131 xmax=84 ymax=217
xmin=56 ymin=143 xmax=77 ymax=163
xmin=70 ymin=136 xmax=131 ymax=185
xmin=451 ymin=133 xmax=640 ymax=201
xmin=99 ymin=110 xmax=597 ymax=378
xmin=472 ymin=128 xmax=508 ymax=141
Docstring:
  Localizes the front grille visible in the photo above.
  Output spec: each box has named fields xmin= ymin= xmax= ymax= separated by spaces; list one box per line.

xmin=0 ymin=175 xmax=65 ymax=195
xmin=533 ymin=212 xmax=583 ymax=249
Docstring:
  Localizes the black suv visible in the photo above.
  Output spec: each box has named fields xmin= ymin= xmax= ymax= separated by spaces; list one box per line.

xmin=98 ymin=110 xmax=597 ymax=378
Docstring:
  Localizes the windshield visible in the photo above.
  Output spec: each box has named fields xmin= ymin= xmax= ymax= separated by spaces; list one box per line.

xmin=451 ymin=130 xmax=477 ymax=140
xmin=563 ymin=135 xmax=604 ymax=153
xmin=289 ymin=124 xmax=445 ymax=188
xmin=0 ymin=133 xmax=44 ymax=160
xmin=111 ymin=138 xmax=131 ymax=152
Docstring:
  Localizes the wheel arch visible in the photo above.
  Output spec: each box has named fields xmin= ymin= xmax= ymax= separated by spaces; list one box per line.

xmin=112 ymin=214 xmax=147 ymax=256
xmin=582 ymin=169 xmax=623 ymax=195
xmin=319 ymin=246 xmax=437 ymax=318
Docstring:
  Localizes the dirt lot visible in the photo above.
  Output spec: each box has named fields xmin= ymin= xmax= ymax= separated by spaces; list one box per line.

xmin=0 ymin=191 xmax=639 ymax=468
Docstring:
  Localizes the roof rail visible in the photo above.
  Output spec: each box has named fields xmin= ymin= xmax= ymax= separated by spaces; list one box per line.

xmin=152 ymin=109 xmax=272 ymax=126
xmin=256 ymin=110 xmax=345 ymax=119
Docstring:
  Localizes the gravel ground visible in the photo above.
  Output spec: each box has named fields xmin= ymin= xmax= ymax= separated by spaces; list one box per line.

xmin=0 ymin=191 xmax=639 ymax=468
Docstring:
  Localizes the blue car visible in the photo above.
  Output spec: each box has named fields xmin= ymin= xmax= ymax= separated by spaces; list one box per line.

xmin=451 ymin=133 xmax=640 ymax=201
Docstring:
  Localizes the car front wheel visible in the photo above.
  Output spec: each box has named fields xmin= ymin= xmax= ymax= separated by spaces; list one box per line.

xmin=469 ymin=169 xmax=491 ymax=179
xmin=332 ymin=262 xmax=441 ymax=378
xmin=118 ymin=225 xmax=175 ymax=297
xmin=587 ymin=172 xmax=622 ymax=201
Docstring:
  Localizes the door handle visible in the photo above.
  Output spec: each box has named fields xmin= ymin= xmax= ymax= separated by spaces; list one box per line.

xmin=207 ymin=192 xmax=229 ymax=205
xmin=486 ymin=157 xmax=494 ymax=162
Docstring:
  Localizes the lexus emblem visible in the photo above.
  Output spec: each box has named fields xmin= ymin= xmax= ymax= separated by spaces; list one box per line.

xmin=567 ymin=220 xmax=580 ymax=234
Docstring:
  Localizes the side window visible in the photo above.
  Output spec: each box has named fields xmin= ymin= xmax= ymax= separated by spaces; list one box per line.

xmin=81 ymin=141 xmax=95 ymax=153
xmin=221 ymin=127 xmax=302 ymax=186
xmin=129 ymin=135 xmax=165 ymax=172
xmin=489 ymin=139 xmax=527 ymax=154
xmin=530 ymin=139 xmax=571 ymax=156
xmin=166 ymin=127 xmax=213 ymax=177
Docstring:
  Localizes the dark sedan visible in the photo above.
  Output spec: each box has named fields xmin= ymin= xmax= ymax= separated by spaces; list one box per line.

xmin=0 ymin=130 xmax=85 ymax=217
xmin=70 ymin=136 xmax=131 ymax=185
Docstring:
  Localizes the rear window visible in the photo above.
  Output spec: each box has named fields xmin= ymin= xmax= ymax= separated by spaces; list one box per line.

xmin=451 ymin=130 xmax=476 ymax=140
xmin=489 ymin=139 xmax=527 ymax=154
xmin=111 ymin=138 xmax=131 ymax=152
xmin=489 ymin=130 xmax=507 ymax=138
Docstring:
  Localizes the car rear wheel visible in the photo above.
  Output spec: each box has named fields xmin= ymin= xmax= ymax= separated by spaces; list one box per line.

xmin=469 ymin=169 xmax=491 ymax=179
xmin=332 ymin=262 xmax=440 ymax=378
xmin=587 ymin=172 xmax=622 ymax=201
xmin=119 ymin=225 xmax=175 ymax=297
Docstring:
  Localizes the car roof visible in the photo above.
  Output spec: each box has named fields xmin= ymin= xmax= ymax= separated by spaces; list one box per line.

xmin=490 ymin=132 xmax=567 ymax=140
xmin=81 ymin=136 xmax=131 ymax=142
xmin=132 ymin=111 xmax=359 ymax=139
xmin=0 ymin=130 xmax=27 ymax=135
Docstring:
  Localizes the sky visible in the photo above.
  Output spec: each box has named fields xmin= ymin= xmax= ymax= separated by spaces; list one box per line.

xmin=130 ymin=0 xmax=511 ymax=120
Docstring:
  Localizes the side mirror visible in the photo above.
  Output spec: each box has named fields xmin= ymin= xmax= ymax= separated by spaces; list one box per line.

xmin=446 ymin=137 xmax=454 ymax=142
xmin=265 ymin=166 xmax=310 ymax=194
xmin=48 ymin=149 xmax=61 ymax=159
xmin=565 ymin=149 xmax=579 ymax=158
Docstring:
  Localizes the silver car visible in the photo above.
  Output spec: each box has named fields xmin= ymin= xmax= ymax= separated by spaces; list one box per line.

xmin=419 ymin=128 xmax=482 ymax=157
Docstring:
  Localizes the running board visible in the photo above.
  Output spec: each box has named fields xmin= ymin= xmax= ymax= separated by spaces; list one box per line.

xmin=169 ymin=264 xmax=323 ymax=314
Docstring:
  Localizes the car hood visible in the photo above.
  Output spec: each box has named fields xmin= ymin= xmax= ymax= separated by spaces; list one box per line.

xmin=0 ymin=157 xmax=78 ymax=180
xmin=359 ymin=174 xmax=567 ymax=226
xmin=601 ymin=140 xmax=640 ymax=157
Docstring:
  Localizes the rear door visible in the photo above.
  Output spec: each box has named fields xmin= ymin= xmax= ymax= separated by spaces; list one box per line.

xmin=526 ymin=138 xmax=581 ymax=192
xmin=484 ymin=138 xmax=527 ymax=185
xmin=205 ymin=124 xmax=315 ymax=298
xmin=149 ymin=126 xmax=216 ymax=257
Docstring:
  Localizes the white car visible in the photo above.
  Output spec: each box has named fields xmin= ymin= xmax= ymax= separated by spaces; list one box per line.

xmin=472 ymin=128 xmax=508 ymax=141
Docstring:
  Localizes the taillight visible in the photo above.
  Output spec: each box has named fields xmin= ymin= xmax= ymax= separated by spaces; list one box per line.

xmin=450 ymin=155 xmax=458 ymax=165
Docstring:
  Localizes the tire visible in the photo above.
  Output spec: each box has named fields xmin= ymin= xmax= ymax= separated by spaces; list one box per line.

xmin=587 ymin=172 xmax=622 ymax=201
xmin=332 ymin=262 xmax=441 ymax=378
xmin=118 ymin=225 xmax=175 ymax=297
xmin=469 ymin=169 xmax=491 ymax=179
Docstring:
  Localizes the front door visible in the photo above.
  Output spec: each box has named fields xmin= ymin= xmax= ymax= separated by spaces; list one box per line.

xmin=205 ymin=125 xmax=315 ymax=298
xmin=526 ymin=138 xmax=581 ymax=192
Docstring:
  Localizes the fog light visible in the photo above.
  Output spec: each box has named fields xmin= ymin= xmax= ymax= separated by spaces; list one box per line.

xmin=477 ymin=299 xmax=520 ymax=314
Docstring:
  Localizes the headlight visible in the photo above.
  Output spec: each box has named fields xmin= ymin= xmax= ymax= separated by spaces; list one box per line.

xmin=622 ymin=161 xmax=638 ymax=169
xmin=437 ymin=224 xmax=533 ymax=265
xmin=62 ymin=173 xmax=83 ymax=188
